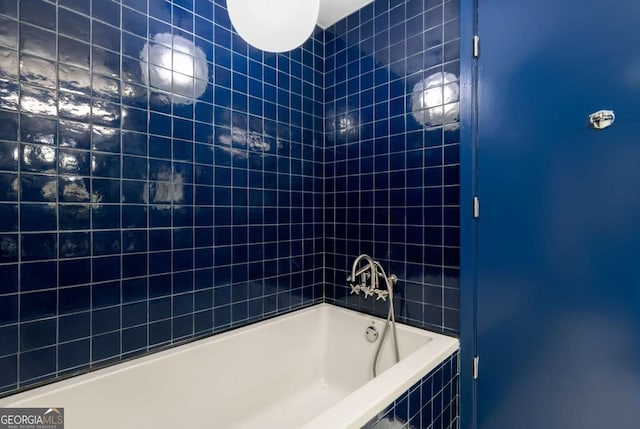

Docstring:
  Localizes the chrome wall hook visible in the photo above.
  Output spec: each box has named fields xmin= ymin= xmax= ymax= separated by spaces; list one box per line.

xmin=588 ymin=110 xmax=615 ymax=130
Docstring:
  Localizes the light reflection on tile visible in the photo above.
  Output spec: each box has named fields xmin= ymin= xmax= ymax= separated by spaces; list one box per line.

xmin=59 ymin=232 xmax=90 ymax=258
xmin=91 ymin=99 xmax=121 ymax=127
xmin=19 ymin=115 xmax=56 ymax=145
xmin=20 ymin=174 xmax=57 ymax=202
xmin=58 ymin=92 xmax=91 ymax=121
xmin=59 ymin=64 xmax=91 ymax=94
xmin=0 ymin=234 xmax=18 ymax=262
xmin=20 ymin=84 xmax=57 ymax=116
xmin=92 ymin=46 xmax=120 ymax=78
xmin=0 ymin=80 xmax=19 ymax=110
xmin=91 ymin=153 xmax=121 ymax=178
xmin=122 ymin=56 xmax=144 ymax=83
xmin=91 ymin=126 xmax=121 ymax=153
xmin=92 ymin=74 xmax=121 ymax=102
xmin=19 ymin=54 xmax=56 ymax=88
xmin=58 ymin=149 xmax=90 ymax=176
xmin=20 ymin=144 xmax=56 ymax=173
xmin=3 ymin=0 xmax=331 ymax=396
xmin=0 ymin=46 xmax=18 ymax=80
xmin=58 ymin=120 xmax=91 ymax=150
xmin=149 ymin=182 xmax=173 ymax=204
xmin=58 ymin=176 xmax=91 ymax=202
xmin=122 ymin=82 xmax=148 ymax=108
xmin=0 ymin=16 xmax=18 ymax=49
xmin=0 ymin=141 xmax=19 ymax=171
xmin=0 ymin=172 xmax=19 ymax=200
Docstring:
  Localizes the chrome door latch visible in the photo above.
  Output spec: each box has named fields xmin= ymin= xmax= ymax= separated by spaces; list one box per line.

xmin=588 ymin=110 xmax=615 ymax=130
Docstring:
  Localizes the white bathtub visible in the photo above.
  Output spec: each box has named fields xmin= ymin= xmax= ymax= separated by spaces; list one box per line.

xmin=0 ymin=304 xmax=458 ymax=429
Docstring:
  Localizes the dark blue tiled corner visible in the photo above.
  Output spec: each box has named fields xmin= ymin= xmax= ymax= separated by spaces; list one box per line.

xmin=323 ymin=0 xmax=461 ymax=336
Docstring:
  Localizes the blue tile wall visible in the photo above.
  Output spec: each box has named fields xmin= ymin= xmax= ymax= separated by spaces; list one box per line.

xmin=0 ymin=0 xmax=461 ymax=399
xmin=363 ymin=351 xmax=459 ymax=429
xmin=323 ymin=0 xmax=461 ymax=335
xmin=0 ymin=0 xmax=324 ymax=395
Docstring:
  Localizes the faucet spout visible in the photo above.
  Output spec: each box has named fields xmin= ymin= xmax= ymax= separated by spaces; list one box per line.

xmin=348 ymin=254 xmax=377 ymax=290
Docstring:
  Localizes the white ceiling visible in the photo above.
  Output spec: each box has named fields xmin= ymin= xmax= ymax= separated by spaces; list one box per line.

xmin=317 ymin=0 xmax=374 ymax=29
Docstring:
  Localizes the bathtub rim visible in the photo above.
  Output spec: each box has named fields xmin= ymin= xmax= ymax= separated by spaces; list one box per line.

xmin=0 ymin=302 xmax=324 ymax=405
xmin=0 ymin=302 xmax=459 ymax=429
xmin=301 ymin=309 xmax=459 ymax=429
xmin=0 ymin=302 xmax=320 ymax=402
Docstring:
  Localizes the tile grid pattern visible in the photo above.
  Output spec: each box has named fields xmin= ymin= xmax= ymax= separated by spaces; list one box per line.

xmin=323 ymin=0 xmax=461 ymax=335
xmin=363 ymin=351 xmax=459 ymax=429
xmin=0 ymin=2 xmax=461 ymax=421
xmin=0 ymin=0 xmax=324 ymax=394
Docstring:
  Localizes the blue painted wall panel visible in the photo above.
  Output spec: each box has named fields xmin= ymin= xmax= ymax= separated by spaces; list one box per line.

xmin=474 ymin=0 xmax=640 ymax=427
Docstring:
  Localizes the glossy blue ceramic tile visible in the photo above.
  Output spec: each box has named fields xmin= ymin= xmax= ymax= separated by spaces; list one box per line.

xmin=0 ymin=324 xmax=17 ymax=356
xmin=91 ymin=204 xmax=120 ymax=230
xmin=0 ymin=110 xmax=18 ymax=141
xmin=0 ymin=15 xmax=17 ymax=48
xmin=92 ymin=21 xmax=121 ymax=53
xmin=59 ymin=284 xmax=90 ymax=313
xmin=20 ymin=290 xmax=56 ymax=321
xmin=20 ymin=0 xmax=54 ymax=30
xmin=0 ymin=234 xmax=19 ymax=263
xmin=20 ymin=260 xmax=58 ymax=292
xmin=20 ymin=318 xmax=57 ymax=352
xmin=20 ymin=203 xmax=56 ymax=231
xmin=0 ymin=293 xmax=18 ymax=325
xmin=20 ymin=234 xmax=56 ymax=262
xmin=121 ymin=325 xmax=146 ymax=355
xmin=58 ymin=312 xmax=90 ymax=343
xmin=0 ymin=264 xmax=17 ymax=294
xmin=0 ymin=355 xmax=17 ymax=392
xmin=92 ymin=307 xmax=120 ymax=335
xmin=19 ymin=23 xmax=55 ymax=59
xmin=92 ymin=256 xmax=120 ymax=282
xmin=3 ymin=0 xmax=327 ymax=395
xmin=92 ymin=331 xmax=120 ymax=362
xmin=324 ymin=0 xmax=460 ymax=335
xmin=19 ymin=346 xmax=56 ymax=383
xmin=0 ymin=173 xmax=17 ymax=201
xmin=57 ymin=204 xmax=89 ymax=230
xmin=92 ymin=230 xmax=121 ymax=256
xmin=58 ymin=8 xmax=90 ymax=42
xmin=58 ymin=37 xmax=90 ymax=71
xmin=20 ymin=115 xmax=57 ymax=145
xmin=58 ymin=339 xmax=90 ymax=372
xmin=59 ymin=0 xmax=89 ymax=14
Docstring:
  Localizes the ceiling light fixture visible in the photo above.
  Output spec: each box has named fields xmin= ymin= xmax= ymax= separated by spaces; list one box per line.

xmin=226 ymin=0 xmax=320 ymax=53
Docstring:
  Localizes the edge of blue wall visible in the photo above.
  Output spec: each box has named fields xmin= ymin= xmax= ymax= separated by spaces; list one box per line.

xmin=459 ymin=0 xmax=476 ymax=428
